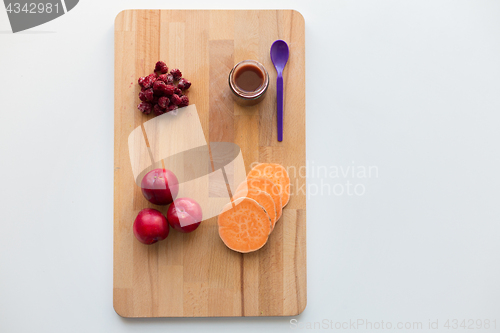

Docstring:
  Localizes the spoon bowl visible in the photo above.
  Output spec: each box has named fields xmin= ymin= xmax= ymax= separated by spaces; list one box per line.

xmin=271 ymin=40 xmax=289 ymax=74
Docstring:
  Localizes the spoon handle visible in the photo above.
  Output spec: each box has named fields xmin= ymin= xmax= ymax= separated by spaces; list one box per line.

xmin=277 ymin=74 xmax=283 ymax=142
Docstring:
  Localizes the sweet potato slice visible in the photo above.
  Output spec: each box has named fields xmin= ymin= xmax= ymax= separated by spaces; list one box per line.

xmin=233 ymin=188 xmax=277 ymax=231
xmin=236 ymin=177 xmax=283 ymax=220
xmin=247 ymin=163 xmax=291 ymax=207
xmin=218 ymin=197 xmax=272 ymax=253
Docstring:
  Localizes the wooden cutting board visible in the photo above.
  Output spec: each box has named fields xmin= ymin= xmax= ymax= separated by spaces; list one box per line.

xmin=114 ymin=9 xmax=306 ymax=317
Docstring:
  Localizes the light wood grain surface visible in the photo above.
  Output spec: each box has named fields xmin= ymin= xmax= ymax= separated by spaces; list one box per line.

xmin=114 ymin=9 xmax=306 ymax=317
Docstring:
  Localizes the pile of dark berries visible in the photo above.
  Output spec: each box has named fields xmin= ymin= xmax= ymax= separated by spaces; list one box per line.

xmin=137 ymin=61 xmax=192 ymax=116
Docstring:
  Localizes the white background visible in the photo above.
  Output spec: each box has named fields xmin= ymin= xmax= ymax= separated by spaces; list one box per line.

xmin=1 ymin=0 xmax=500 ymax=332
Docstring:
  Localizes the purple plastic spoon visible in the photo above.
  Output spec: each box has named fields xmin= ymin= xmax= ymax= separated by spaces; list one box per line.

xmin=270 ymin=40 xmax=289 ymax=142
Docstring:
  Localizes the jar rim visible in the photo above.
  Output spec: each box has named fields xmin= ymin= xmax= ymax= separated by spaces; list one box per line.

xmin=229 ymin=60 xmax=269 ymax=100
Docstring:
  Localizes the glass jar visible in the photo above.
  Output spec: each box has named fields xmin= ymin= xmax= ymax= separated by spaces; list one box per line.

xmin=229 ymin=60 xmax=269 ymax=106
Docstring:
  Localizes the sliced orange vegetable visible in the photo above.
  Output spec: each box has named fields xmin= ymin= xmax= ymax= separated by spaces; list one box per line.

xmin=218 ymin=197 xmax=272 ymax=253
xmin=236 ymin=177 xmax=283 ymax=220
xmin=233 ymin=188 xmax=277 ymax=231
xmin=247 ymin=163 xmax=291 ymax=207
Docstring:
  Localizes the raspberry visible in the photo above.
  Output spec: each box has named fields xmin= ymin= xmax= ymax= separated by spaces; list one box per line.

xmin=163 ymin=84 xmax=175 ymax=96
xmin=158 ymin=96 xmax=170 ymax=109
xmin=167 ymin=104 xmax=178 ymax=112
xmin=137 ymin=102 xmax=152 ymax=115
xmin=158 ymin=74 xmax=173 ymax=85
xmin=170 ymin=94 xmax=182 ymax=106
xmin=178 ymin=78 xmax=192 ymax=90
xmin=179 ymin=95 xmax=189 ymax=107
xmin=153 ymin=104 xmax=166 ymax=116
xmin=143 ymin=88 xmax=154 ymax=102
xmin=142 ymin=74 xmax=156 ymax=89
xmin=139 ymin=90 xmax=148 ymax=102
xmin=167 ymin=74 xmax=174 ymax=84
xmin=170 ymin=68 xmax=182 ymax=80
xmin=155 ymin=61 xmax=168 ymax=74
xmin=153 ymin=80 xmax=167 ymax=95
xmin=138 ymin=76 xmax=146 ymax=88
xmin=157 ymin=74 xmax=175 ymax=85
xmin=154 ymin=61 xmax=165 ymax=71
xmin=174 ymin=87 xmax=182 ymax=95
xmin=166 ymin=74 xmax=174 ymax=85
